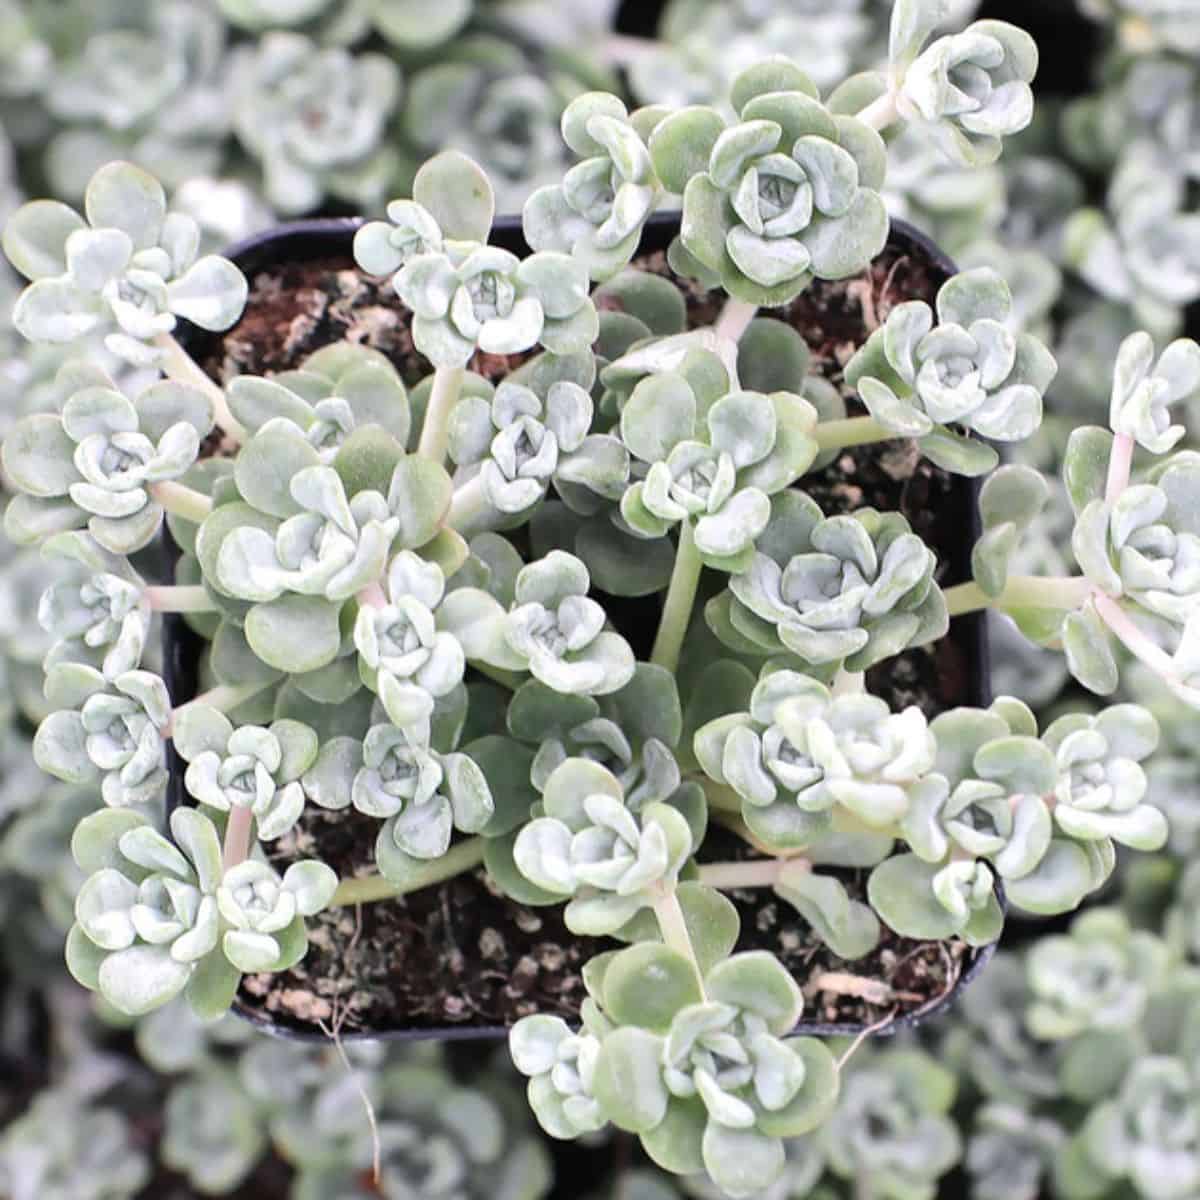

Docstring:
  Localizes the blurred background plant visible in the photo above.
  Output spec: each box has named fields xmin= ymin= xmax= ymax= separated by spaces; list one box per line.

xmin=1 ymin=0 xmax=1198 ymax=1196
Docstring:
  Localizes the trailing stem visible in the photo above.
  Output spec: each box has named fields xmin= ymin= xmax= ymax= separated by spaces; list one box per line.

xmin=650 ymin=883 xmax=706 ymax=996
xmin=1092 ymin=591 xmax=1179 ymax=680
xmin=153 ymin=332 xmax=247 ymax=442
xmin=329 ymin=837 xmax=487 ymax=907
xmin=942 ymin=574 xmax=1094 ymax=618
xmin=855 ymin=89 xmax=900 ymax=133
xmin=419 ymin=365 xmax=466 ymax=464
xmin=713 ymin=297 xmax=759 ymax=344
xmin=222 ymin=806 xmax=253 ymax=872
xmin=811 ymin=415 xmax=893 ymax=453
xmin=698 ymin=859 xmax=794 ymax=889
xmin=169 ymin=679 xmax=275 ymax=735
xmin=447 ymin=472 xmax=489 ymax=532
xmin=143 ymin=584 xmax=217 ymax=613
xmin=148 ymin=480 xmax=213 ymax=523
xmin=651 ymin=520 xmax=704 ymax=672
xmin=1105 ymin=432 xmax=1135 ymax=505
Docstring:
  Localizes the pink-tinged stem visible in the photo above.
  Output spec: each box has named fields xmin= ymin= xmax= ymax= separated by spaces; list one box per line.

xmin=1092 ymin=591 xmax=1177 ymax=680
xmin=222 ymin=806 xmax=254 ymax=872
xmin=1105 ymin=432 xmax=1135 ymax=505
xmin=144 ymin=585 xmax=216 ymax=613
xmin=357 ymin=582 xmax=387 ymax=609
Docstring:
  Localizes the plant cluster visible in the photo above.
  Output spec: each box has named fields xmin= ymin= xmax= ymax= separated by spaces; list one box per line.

xmin=1 ymin=0 xmax=1200 ymax=1198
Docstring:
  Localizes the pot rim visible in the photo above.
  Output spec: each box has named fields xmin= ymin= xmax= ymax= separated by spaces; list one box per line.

xmin=163 ymin=209 xmax=997 ymax=1044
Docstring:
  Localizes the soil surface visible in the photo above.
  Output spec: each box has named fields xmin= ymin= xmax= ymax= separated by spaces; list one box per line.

xmin=179 ymin=230 xmax=985 ymax=1039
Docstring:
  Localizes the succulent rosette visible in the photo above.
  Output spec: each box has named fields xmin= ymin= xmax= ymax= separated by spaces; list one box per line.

xmin=716 ymin=492 xmax=946 ymax=674
xmin=898 ymin=20 xmax=1038 ymax=167
xmin=523 ymin=92 xmax=664 ymax=281
xmin=845 ymin=268 xmax=1057 ymax=477
xmin=354 ymin=550 xmax=465 ymax=727
xmin=2 ymin=363 xmax=214 ymax=553
xmin=647 ymin=62 xmax=888 ymax=304
xmin=696 ymin=669 xmax=936 ymax=849
xmin=2 ymin=162 xmax=247 ymax=364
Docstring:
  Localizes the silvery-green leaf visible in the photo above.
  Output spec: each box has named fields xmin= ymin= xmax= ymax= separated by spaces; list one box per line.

xmin=166 ymin=256 xmax=248 ymax=331
xmin=281 ymin=860 xmax=338 ymax=915
xmin=868 ymin=853 xmax=962 ymax=939
xmin=702 ymin=1123 xmax=785 ymax=1199
xmin=65 ymin=228 xmax=131 ymax=291
xmin=387 ymin=455 xmax=452 ymax=548
xmin=3 ymin=199 xmax=86 ymax=279
xmin=34 ymin=710 xmax=97 ymax=784
xmin=13 ymin=277 xmax=105 ymax=342
xmin=648 ymin=106 xmax=726 ymax=196
xmin=919 ymin=427 xmax=999 ymax=476
xmin=802 ymin=191 xmax=888 ymax=280
xmin=1004 ymin=839 xmax=1097 ymax=915
xmin=245 ymin=594 xmax=342 ymax=674
xmin=412 ymin=151 xmax=495 ymax=244
xmin=84 ymin=161 xmax=166 ymax=250
xmin=99 ymin=944 xmax=191 ymax=1015
xmin=858 ymin=377 xmax=932 ymax=436
xmin=775 ymin=867 xmax=881 ymax=960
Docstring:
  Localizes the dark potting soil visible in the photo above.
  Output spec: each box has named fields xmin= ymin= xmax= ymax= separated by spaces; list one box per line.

xmin=192 ymin=237 xmax=979 ymax=1038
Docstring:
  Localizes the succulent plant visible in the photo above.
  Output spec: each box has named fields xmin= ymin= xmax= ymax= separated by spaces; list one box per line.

xmin=1065 ymin=144 xmax=1200 ymax=340
xmin=820 ymin=1049 xmax=961 ymax=1200
xmin=2 ymin=162 xmax=246 ymax=365
xmin=523 ymin=92 xmax=664 ymax=282
xmin=160 ymin=1067 xmax=267 ymax=1194
xmin=3 ymin=364 xmax=213 ymax=553
xmin=173 ymin=703 xmax=318 ymax=841
xmin=0 ymin=1088 xmax=151 ymax=1200
xmin=44 ymin=2 xmax=231 ymax=199
xmin=620 ymin=366 xmax=818 ymax=568
xmin=717 ymin=492 xmax=946 ymax=674
xmin=648 ymin=68 xmax=889 ymax=304
xmin=226 ymin=344 xmax=412 ymax=460
xmin=65 ymin=806 xmax=335 ymax=1017
xmin=3 ymin=17 xmax=1199 ymax=1200
xmin=399 ymin=36 xmax=574 ymax=215
xmin=844 ymin=267 xmax=1057 ymax=474
xmin=1025 ymin=908 xmax=1169 ymax=1040
xmin=513 ymin=757 xmax=693 ymax=934
xmin=448 ymin=374 xmax=628 ymax=520
xmin=229 ymin=33 xmax=401 ymax=216
xmin=897 ymin=19 xmax=1038 ymax=167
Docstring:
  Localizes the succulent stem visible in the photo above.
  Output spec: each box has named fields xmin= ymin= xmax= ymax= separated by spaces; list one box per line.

xmin=170 ymin=679 xmax=275 ymax=735
xmin=222 ymin=805 xmax=254 ymax=872
xmin=148 ymin=480 xmax=213 ymax=523
xmin=328 ymin=837 xmax=487 ymax=907
xmin=651 ymin=520 xmax=704 ymax=673
xmin=1105 ymin=431 xmax=1135 ymax=505
xmin=419 ymin=365 xmax=466 ymax=464
xmin=1093 ymin=591 xmax=1178 ymax=681
xmin=713 ymin=297 xmax=759 ymax=344
xmin=698 ymin=859 xmax=792 ymax=889
xmin=143 ymin=584 xmax=217 ymax=613
xmin=855 ymin=90 xmax=900 ymax=132
xmin=943 ymin=574 xmax=1093 ymax=617
xmin=447 ymin=472 xmax=489 ymax=531
xmin=811 ymin=415 xmax=893 ymax=453
xmin=153 ymin=332 xmax=247 ymax=442
xmin=651 ymin=884 xmax=706 ymax=996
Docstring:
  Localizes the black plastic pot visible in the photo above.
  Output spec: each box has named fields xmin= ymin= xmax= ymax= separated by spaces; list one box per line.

xmin=164 ymin=210 xmax=996 ymax=1043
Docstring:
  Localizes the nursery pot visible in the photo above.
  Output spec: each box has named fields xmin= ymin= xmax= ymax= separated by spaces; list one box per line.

xmin=163 ymin=210 xmax=998 ymax=1044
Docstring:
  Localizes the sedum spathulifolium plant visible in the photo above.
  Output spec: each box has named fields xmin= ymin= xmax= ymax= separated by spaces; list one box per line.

xmin=4 ymin=5 xmax=1198 ymax=1195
